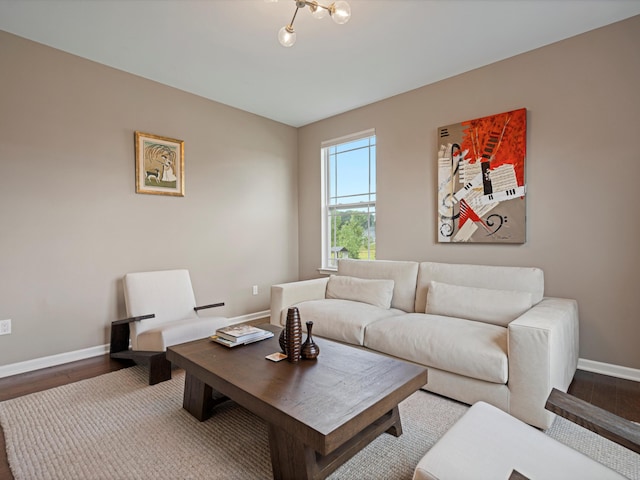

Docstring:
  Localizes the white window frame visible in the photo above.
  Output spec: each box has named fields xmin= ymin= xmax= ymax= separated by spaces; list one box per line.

xmin=320 ymin=129 xmax=376 ymax=272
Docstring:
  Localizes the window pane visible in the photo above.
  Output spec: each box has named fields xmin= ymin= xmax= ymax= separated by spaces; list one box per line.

xmin=329 ymin=154 xmax=337 ymax=200
xmin=335 ymin=148 xmax=371 ymax=199
xmin=370 ymin=145 xmax=376 ymax=192
xmin=327 ymin=205 xmax=376 ymax=266
xmin=335 ymin=137 xmax=371 ymax=153
xmin=332 ymin=193 xmax=372 ymax=205
xmin=328 ymin=147 xmax=376 ymax=206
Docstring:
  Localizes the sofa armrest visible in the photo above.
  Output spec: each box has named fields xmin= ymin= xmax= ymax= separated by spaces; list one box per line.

xmin=270 ymin=277 xmax=330 ymax=326
xmin=508 ymin=297 xmax=579 ymax=429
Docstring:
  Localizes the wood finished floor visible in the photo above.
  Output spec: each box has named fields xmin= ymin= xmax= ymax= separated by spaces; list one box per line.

xmin=0 ymin=357 xmax=638 ymax=480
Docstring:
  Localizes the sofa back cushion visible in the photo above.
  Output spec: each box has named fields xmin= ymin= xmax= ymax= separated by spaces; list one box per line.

xmin=326 ymin=275 xmax=395 ymax=309
xmin=415 ymin=262 xmax=544 ymax=313
xmin=426 ymin=280 xmax=534 ymax=327
xmin=337 ymin=259 xmax=419 ymax=313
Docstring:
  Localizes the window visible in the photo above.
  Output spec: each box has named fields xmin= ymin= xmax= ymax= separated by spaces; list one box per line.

xmin=321 ymin=130 xmax=376 ymax=269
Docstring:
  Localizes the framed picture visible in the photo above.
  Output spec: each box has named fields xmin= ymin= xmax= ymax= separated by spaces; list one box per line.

xmin=437 ymin=108 xmax=527 ymax=243
xmin=134 ymin=131 xmax=184 ymax=196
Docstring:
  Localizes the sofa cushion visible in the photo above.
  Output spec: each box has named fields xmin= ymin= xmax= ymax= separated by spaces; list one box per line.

xmin=426 ymin=281 xmax=533 ymax=327
xmin=326 ymin=275 xmax=394 ymax=309
xmin=293 ymin=299 xmax=404 ymax=346
xmin=364 ymin=313 xmax=508 ymax=384
xmin=415 ymin=262 xmax=544 ymax=313
xmin=337 ymin=259 xmax=419 ymax=313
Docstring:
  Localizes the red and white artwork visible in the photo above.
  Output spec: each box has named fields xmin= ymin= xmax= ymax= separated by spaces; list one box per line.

xmin=437 ymin=108 xmax=527 ymax=243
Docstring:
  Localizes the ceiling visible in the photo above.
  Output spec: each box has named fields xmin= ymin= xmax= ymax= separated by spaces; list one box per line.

xmin=1 ymin=0 xmax=639 ymax=127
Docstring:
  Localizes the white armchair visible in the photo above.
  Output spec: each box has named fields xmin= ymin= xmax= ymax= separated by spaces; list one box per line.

xmin=413 ymin=388 xmax=640 ymax=480
xmin=110 ymin=269 xmax=229 ymax=384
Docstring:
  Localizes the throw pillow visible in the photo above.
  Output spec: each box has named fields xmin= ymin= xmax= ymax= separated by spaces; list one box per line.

xmin=326 ymin=275 xmax=395 ymax=309
xmin=426 ymin=280 xmax=533 ymax=327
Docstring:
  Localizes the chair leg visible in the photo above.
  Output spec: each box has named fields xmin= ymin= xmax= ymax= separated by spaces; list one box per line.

xmin=110 ymin=322 xmax=130 ymax=354
xmin=148 ymin=353 xmax=172 ymax=385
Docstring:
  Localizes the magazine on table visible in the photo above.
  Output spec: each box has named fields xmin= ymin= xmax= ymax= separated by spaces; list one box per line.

xmin=210 ymin=326 xmax=273 ymax=347
xmin=216 ymin=324 xmax=269 ymax=342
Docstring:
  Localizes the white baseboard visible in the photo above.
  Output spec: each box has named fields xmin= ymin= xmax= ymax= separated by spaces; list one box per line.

xmin=0 ymin=310 xmax=270 ymax=379
xmin=577 ymin=358 xmax=640 ymax=382
xmin=0 ymin=344 xmax=109 ymax=379
xmin=231 ymin=309 xmax=271 ymax=324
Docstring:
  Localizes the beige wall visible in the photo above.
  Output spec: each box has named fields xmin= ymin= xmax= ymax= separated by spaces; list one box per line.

xmin=0 ymin=31 xmax=299 ymax=366
xmin=298 ymin=16 xmax=640 ymax=369
xmin=2 ymin=16 xmax=639 ymax=372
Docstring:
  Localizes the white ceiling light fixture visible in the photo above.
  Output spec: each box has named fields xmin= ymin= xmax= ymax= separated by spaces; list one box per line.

xmin=277 ymin=0 xmax=351 ymax=47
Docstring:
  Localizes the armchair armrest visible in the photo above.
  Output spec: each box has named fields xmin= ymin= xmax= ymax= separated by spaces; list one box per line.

xmin=545 ymin=388 xmax=640 ymax=454
xmin=507 ymin=297 xmax=580 ymax=429
xmin=111 ymin=314 xmax=155 ymax=326
xmin=110 ymin=314 xmax=155 ymax=354
xmin=270 ymin=277 xmax=329 ymax=326
xmin=194 ymin=302 xmax=225 ymax=312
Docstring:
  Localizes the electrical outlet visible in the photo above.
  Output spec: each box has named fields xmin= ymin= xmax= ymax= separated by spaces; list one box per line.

xmin=0 ymin=319 xmax=11 ymax=335
xmin=252 ymin=285 xmax=259 ymax=295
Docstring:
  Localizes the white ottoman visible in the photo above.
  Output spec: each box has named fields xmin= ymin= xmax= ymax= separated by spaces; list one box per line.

xmin=413 ymin=401 xmax=627 ymax=480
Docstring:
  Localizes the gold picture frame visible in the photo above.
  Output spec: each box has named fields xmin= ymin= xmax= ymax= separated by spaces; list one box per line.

xmin=134 ymin=131 xmax=184 ymax=196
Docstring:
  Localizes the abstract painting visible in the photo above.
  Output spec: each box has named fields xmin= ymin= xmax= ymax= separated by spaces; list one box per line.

xmin=437 ymin=108 xmax=526 ymax=243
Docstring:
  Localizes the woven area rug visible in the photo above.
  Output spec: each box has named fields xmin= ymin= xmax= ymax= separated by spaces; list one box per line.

xmin=0 ymin=366 xmax=637 ymax=480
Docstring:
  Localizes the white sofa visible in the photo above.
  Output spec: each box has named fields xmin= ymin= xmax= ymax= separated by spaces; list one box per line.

xmin=270 ymin=259 xmax=579 ymax=429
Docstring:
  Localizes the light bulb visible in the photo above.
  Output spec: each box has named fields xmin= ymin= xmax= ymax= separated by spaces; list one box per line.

xmin=310 ymin=1 xmax=328 ymax=19
xmin=278 ymin=26 xmax=296 ymax=47
xmin=330 ymin=1 xmax=351 ymax=24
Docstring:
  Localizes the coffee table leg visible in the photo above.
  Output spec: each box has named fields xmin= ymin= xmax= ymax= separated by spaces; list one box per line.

xmin=182 ymin=371 xmax=214 ymax=421
xmin=268 ymin=424 xmax=317 ymax=480
xmin=267 ymin=406 xmax=403 ymax=480
xmin=385 ymin=405 xmax=403 ymax=437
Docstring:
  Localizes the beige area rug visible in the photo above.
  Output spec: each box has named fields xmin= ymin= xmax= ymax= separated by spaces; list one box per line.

xmin=0 ymin=366 xmax=637 ymax=480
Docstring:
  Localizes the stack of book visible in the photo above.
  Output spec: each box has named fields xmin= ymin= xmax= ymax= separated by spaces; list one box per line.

xmin=210 ymin=324 xmax=273 ymax=348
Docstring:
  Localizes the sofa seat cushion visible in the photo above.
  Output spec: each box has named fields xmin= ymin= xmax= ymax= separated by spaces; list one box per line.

xmin=364 ymin=313 xmax=508 ymax=384
xmin=135 ymin=316 xmax=229 ymax=351
xmin=293 ymin=299 xmax=405 ymax=346
xmin=413 ymin=401 xmax=626 ymax=480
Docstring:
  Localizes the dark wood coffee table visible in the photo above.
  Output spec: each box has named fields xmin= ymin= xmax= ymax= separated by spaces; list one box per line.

xmin=166 ymin=325 xmax=428 ymax=480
